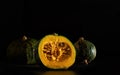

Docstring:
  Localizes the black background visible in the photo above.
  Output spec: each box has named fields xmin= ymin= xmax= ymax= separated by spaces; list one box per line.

xmin=0 ymin=0 xmax=120 ymax=75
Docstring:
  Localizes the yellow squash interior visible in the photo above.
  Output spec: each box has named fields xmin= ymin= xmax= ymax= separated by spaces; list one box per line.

xmin=38 ymin=34 xmax=76 ymax=69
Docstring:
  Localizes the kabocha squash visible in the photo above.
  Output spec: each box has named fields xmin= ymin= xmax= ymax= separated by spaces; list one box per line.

xmin=38 ymin=33 xmax=76 ymax=69
xmin=6 ymin=34 xmax=96 ymax=69
xmin=74 ymin=37 xmax=96 ymax=65
xmin=7 ymin=35 xmax=39 ymax=64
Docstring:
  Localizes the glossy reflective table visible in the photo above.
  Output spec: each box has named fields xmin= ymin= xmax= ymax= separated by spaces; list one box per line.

xmin=0 ymin=62 xmax=96 ymax=75
xmin=0 ymin=59 xmax=119 ymax=75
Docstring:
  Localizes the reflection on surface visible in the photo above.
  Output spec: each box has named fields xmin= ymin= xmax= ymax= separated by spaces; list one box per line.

xmin=34 ymin=71 xmax=77 ymax=75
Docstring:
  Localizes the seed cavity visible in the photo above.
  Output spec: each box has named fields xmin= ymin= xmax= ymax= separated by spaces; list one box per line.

xmin=43 ymin=42 xmax=72 ymax=62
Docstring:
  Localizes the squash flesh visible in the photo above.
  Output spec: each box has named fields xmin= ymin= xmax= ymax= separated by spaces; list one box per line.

xmin=38 ymin=34 xmax=76 ymax=69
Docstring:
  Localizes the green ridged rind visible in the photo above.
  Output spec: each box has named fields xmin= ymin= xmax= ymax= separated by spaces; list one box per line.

xmin=74 ymin=38 xmax=96 ymax=65
xmin=6 ymin=36 xmax=40 ymax=64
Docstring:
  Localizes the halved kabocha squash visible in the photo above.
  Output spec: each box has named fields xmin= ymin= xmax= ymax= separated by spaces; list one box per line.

xmin=38 ymin=33 xmax=76 ymax=69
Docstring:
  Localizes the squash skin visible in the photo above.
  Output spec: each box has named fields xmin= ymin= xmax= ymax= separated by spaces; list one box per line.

xmin=74 ymin=37 xmax=96 ymax=65
xmin=7 ymin=36 xmax=39 ymax=64
xmin=38 ymin=34 xmax=76 ymax=69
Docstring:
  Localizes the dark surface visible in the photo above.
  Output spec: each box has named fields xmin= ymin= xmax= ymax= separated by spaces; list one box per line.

xmin=0 ymin=0 xmax=120 ymax=75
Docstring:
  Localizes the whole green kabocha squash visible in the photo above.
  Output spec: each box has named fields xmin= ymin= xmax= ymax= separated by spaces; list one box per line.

xmin=7 ymin=35 xmax=39 ymax=64
xmin=74 ymin=37 xmax=96 ymax=65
